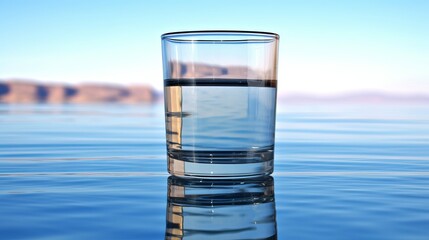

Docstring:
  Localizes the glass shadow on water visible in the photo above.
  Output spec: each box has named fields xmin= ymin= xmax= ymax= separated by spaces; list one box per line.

xmin=165 ymin=176 xmax=277 ymax=240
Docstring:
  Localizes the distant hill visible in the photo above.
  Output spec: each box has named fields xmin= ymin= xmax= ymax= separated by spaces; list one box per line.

xmin=0 ymin=79 xmax=158 ymax=104
xmin=279 ymin=92 xmax=429 ymax=104
xmin=1 ymin=79 xmax=428 ymax=104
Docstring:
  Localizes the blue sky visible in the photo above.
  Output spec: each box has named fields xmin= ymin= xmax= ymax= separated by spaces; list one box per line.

xmin=0 ymin=0 xmax=428 ymax=94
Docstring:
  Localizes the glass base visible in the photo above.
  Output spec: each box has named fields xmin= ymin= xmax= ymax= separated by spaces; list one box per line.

xmin=167 ymin=149 xmax=274 ymax=178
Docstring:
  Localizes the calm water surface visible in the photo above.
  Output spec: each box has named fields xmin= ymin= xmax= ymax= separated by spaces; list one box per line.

xmin=1 ymin=103 xmax=429 ymax=239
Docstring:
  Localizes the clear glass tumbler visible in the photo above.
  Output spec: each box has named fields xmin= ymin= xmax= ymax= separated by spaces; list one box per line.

xmin=161 ymin=30 xmax=279 ymax=178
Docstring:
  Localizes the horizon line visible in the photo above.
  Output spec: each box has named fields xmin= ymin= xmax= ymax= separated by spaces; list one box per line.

xmin=1 ymin=78 xmax=429 ymax=100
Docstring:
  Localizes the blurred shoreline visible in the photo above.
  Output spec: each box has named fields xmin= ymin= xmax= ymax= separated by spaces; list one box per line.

xmin=0 ymin=79 xmax=160 ymax=104
xmin=278 ymin=92 xmax=429 ymax=104
xmin=1 ymin=79 xmax=428 ymax=104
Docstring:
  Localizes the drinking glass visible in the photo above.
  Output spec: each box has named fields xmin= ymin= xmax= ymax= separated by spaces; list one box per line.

xmin=161 ymin=30 xmax=279 ymax=178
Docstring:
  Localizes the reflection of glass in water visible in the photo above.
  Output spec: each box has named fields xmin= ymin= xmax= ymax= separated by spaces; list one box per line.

xmin=165 ymin=176 xmax=277 ymax=240
xmin=165 ymin=78 xmax=276 ymax=177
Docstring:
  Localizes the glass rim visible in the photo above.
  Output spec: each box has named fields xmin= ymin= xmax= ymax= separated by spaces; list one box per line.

xmin=161 ymin=30 xmax=279 ymax=41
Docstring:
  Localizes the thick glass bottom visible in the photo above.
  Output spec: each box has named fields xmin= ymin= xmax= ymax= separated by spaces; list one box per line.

xmin=167 ymin=149 xmax=274 ymax=178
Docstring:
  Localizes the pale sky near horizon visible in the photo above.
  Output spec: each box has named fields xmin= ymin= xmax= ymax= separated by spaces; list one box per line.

xmin=0 ymin=0 xmax=428 ymax=94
